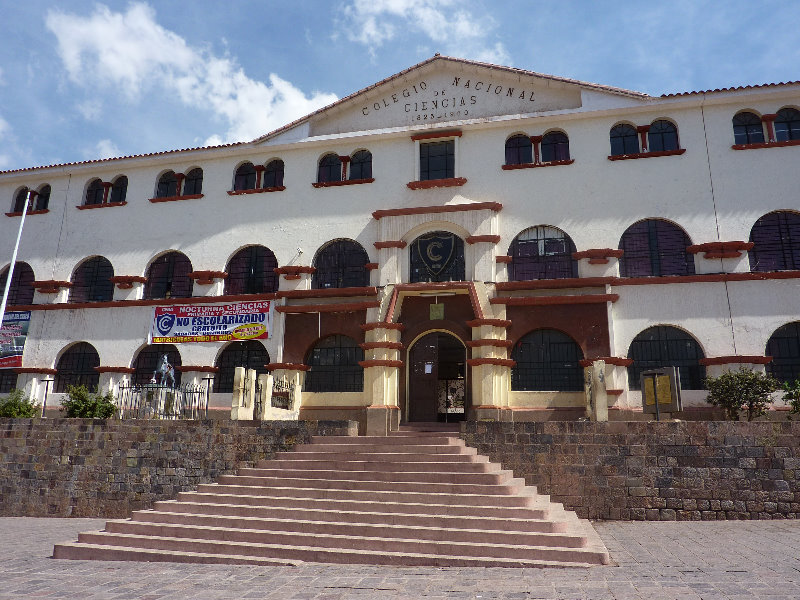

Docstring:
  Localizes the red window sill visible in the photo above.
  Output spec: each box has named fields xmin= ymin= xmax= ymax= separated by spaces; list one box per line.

xmin=732 ymin=139 xmax=800 ymax=150
xmin=502 ymin=159 xmax=574 ymax=170
xmin=312 ymin=178 xmax=374 ymax=188
xmin=149 ymin=194 xmax=204 ymax=203
xmin=607 ymin=149 xmax=686 ymax=161
xmin=5 ymin=209 xmax=49 ymax=217
xmin=407 ymin=177 xmax=467 ymax=190
xmin=227 ymin=186 xmax=286 ymax=195
xmin=77 ymin=201 xmax=127 ymax=210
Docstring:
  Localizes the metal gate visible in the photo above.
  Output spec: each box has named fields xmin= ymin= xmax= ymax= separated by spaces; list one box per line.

xmin=117 ymin=383 xmax=209 ymax=419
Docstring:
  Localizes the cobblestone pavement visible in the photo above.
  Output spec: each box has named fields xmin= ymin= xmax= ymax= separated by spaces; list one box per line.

xmin=1 ymin=518 xmax=799 ymax=599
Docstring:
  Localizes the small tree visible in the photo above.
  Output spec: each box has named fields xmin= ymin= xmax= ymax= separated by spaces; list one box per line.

xmin=783 ymin=378 xmax=800 ymax=414
xmin=0 ymin=389 xmax=39 ymax=418
xmin=61 ymin=385 xmax=117 ymax=419
xmin=705 ymin=368 xmax=780 ymax=421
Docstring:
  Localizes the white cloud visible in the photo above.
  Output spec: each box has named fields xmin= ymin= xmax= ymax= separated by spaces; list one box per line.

xmin=45 ymin=3 xmax=338 ymax=144
xmin=94 ymin=139 xmax=121 ymax=159
xmin=340 ymin=0 xmax=509 ymax=64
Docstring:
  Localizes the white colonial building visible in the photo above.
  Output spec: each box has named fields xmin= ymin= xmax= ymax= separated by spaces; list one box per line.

xmin=1 ymin=55 xmax=798 ymax=432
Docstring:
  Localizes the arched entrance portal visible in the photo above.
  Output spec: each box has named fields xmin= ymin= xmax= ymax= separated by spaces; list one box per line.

xmin=407 ymin=332 xmax=467 ymax=422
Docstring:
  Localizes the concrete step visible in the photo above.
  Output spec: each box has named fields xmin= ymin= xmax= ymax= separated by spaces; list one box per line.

xmin=310 ymin=435 xmax=464 ymax=446
xmin=147 ymin=501 xmax=566 ymax=532
xmin=275 ymin=450 xmax=482 ymax=462
xmin=258 ymin=458 xmax=495 ymax=471
xmin=293 ymin=443 xmax=474 ymax=455
xmin=54 ymin=538 xmax=602 ymax=568
xmin=235 ymin=466 xmax=511 ymax=484
xmin=76 ymin=528 xmax=609 ymax=565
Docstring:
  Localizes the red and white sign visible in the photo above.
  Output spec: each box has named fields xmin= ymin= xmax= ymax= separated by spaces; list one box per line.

xmin=149 ymin=301 xmax=272 ymax=343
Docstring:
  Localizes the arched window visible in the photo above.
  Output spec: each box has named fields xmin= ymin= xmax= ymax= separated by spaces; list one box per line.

xmin=0 ymin=262 xmax=35 ymax=305
xmin=110 ymin=176 xmax=127 ymax=203
xmin=214 ymin=340 xmax=270 ymax=394
xmin=349 ymin=150 xmax=372 ymax=180
xmin=775 ymin=107 xmax=800 ymax=142
xmin=732 ymin=112 xmax=764 ymax=145
xmin=749 ymin=211 xmax=800 ymax=272
xmin=132 ymin=344 xmax=182 ymax=386
xmin=54 ymin=342 xmax=100 ymax=393
xmin=766 ymin=322 xmax=800 ymax=384
xmin=12 ymin=188 xmax=29 ymax=213
xmin=156 ymin=171 xmax=178 ymax=198
xmin=627 ymin=326 xmax=705 ymax=390
xmin=505 ymin=134 xmax=532 ymax=166
xmin=511 ymin=329 xmax=584 ymax=391
xmin=610 ymin=124 xmax=639 ymax=156
xmin=85 ymin=179 xmax=105 ymax=206
xmin=648 ymin=120 xmax=679 ymax=152
xmin=69 ymin=257 xmax=114 ymax=303
xmin=183 ymin=168 xmax=203 ymax=195
xmin=144 ymin=252 xmax=193 ymax=299
xmin=317 ymin=154 xmax=341 ymax=183
xmin=0 ymin=371 xmax=18 ymax=394
xmin=263 ymin=160 xmax=284 ymax=188
xmin=304 ymin=335 xmax=363 ymax=392
xmin=409 ymin=231 xmax=465 ymax=283
xmin=541 ymin=132 xmax=570 ymax=162
xmin=619 ymin=219 xmax=695 ymax=277
xmin=509 ymin=226 xmax=578 ymax=281
xmin=234 ymin=162 xmax=257 ymax=191
xmin=35 ymin=185 xmax=50 ymax=211
xmin=225 ymin=246 xmax=279 ymax=295
xmin=312 ymin=240 xmax=370 ymax=289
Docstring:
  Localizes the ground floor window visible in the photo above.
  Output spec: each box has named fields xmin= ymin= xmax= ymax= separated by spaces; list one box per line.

xmin=0 ymin=371 xmax=18 ymax=394
xmin=304 ymin=335 xmax=363 ymax=392
xmin=132 ymin=344 xmax=182 ymax=386
xmin=54 ymin=342 xmax=100 ymax=392
xmin=214 ymin=340 xmax=270 ymax=394
xmin=627 ymin=326 xmax=705 ymax=390
xmin=511 ymin=329 xmax=584 ymax=391
xmin=766 ymin=322 xmax=800 ymax=384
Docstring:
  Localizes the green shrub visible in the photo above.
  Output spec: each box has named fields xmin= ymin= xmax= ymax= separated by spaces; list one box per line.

xmin=61 ymin=385 xmax=117 ymax=419
xmin=0 ymin=389 xmax=39 ymax=418
xmin=783 ymin=378 xmax=800 ymax=414
xmin=705 ymin=368 xmax=780 ymax=421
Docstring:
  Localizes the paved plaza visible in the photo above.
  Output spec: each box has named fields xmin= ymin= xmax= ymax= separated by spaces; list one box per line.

xmin=0 ymin=517 xmax=799 ymax=599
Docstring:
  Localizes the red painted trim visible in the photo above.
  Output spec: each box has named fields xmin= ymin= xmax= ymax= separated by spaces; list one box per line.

xmin=466 ymin=339 xmax=514 ymax=348
xmin=407 ymin=177 xmax=467 ymax=190
xmin=276 ymin=301 xmax=378 ymax=314
xmin=277 ymin=287 xmax=377 ymax=299
xmin=466 ymin=318 xmax=511 ymax=328
xmin=188 ymin=271 xmax=227 ymax=283
xmin=94 ymin=366 xmax=135 ymax=374
xmin=496 ymin=277 xmax=613 ymax=291
xmin=76 ymin=201 xmax=127 ymax=210
xmin=699 ymin=356 xmax=773 ymax=366
xmin=732 ymin=139 xmax=800 ymax=150
xmin=109 ymin=276 xmax=147 ymax=290
xmin=410 ymin=130 xmax=462 ymax=141
xmin=31 ymin=280 xmax=72 ymax=290
xmin=468 ymin=357 xmax=516 ymax=367
xmin=491 ymin=294 xmax=619 ymax=306
xmin=176 ymin=365 xmax=219 ymax=373
xmin=5 ymin=209 xmax=49 ymax=217
xmin=360 ymin=342 xmax=404 ymax=350
xmin=496 ymin=256 xmax=513 ymax=264
xmin=227 ymin=186 xmax=285 ymax=195
xmin=572 ymin=249 xmax=624 ymax=260
xmin=266 ymin=362 xmax=310 ymax=371
xmin=374 ymin=240 xmax=407 ymax=249
xmin=274 ymin=266 xmax=316 ymax=275
xmin=148 ymin=194 xmax=204 ymax=203
xmin=578 ymin=356 xmax=633 ymax=367
xmin=608 ymin=149 xmax=686 ymax=161
xmin=358 ymin=359 xmax=404 ymax=368
xmin=383 ymin=281 xmax=484 ymax=322
xmin=8 ymin=292 xmax=278 ymax=312
xmin=312 ymin=178 xmax=374 ymax=188
xmin=361 ymin=322 xmax=405 ymax=331
xmin=466 ymin=235 xmax=501 ymax=244
xmin=373 ymin=201 xmax=502 ymax=220
xmin=612 ymin=270 xmax=800 ymax=286
xmin=501 ymin=159 xmax=574 ymax=170
xmin=687 ymin=241 xmax=753 ymax=254
xmin=607 ymin=389 xmax=624 ymax=396
xmin=365 ymin=263 xmax=378 ymax=270
xmin=14 ymin=368 xmax=57 ymax=375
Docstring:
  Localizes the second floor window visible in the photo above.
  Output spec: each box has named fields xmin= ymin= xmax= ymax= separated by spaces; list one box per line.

xmin=610 ymin=124 xmax=639 ymax=156
xmin=732 ymin=111 xmax=765 ymax=145
xmin=420 ymin=140 xmax=454 ymax=180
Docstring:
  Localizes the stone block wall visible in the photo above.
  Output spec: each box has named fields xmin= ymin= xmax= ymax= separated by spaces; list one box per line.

xmin=461 ymin=420 xmax=800 ymax=521
xmin=0 ymin=418 xmax=356 ymax=518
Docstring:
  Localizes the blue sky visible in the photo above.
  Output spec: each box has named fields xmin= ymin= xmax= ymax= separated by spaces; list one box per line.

xmin=1 ymin=0 xmax=798 ymax=172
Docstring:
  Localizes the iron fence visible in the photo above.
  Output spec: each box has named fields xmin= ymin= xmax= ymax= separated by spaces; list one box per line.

xmin=116 ymin=383 xmax=209 ymax=419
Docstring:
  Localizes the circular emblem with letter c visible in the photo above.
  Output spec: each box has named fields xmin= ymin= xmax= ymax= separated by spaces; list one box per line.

xmin=426 ymin=241 xmax=443 ymax=262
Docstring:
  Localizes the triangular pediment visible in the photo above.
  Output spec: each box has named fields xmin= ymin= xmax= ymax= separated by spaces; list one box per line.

xmin=257 ymin=56 xmax=650 ymax=144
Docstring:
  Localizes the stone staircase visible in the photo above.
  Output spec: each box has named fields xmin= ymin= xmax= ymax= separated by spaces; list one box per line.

xmin=53 ymin=426 xmax=610 ymax=568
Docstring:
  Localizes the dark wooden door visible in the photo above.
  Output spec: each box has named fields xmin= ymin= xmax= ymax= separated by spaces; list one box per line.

xmin=408 ymin=333 xmax=438 ymax=422
xmin=408 ymin=332 xmax=466 ymax=422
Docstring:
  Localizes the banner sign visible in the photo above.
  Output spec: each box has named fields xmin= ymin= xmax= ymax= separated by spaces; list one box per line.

xmin=149 ymin=301 xmax=272 ymax=343
xmin=0 ymin=311 xmax=31 ymax=369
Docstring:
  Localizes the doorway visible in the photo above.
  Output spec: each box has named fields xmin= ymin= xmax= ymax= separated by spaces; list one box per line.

xmin=407 ymin=332 xmax=467 ymax=422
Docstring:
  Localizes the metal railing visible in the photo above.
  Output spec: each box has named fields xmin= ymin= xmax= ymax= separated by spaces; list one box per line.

xmin=116 ymin=383 xmax=209 ymax=420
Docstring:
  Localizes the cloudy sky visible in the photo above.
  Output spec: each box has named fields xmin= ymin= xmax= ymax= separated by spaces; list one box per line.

xmin=0 ymin=0 xmax=798 ymax=171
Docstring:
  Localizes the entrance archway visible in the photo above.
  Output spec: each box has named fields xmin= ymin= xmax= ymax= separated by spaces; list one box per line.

xmin=407 ymin=331 xmax=467 ymax=422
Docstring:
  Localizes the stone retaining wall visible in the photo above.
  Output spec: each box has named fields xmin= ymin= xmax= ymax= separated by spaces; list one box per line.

xmin=461 ymin=421 xmax=800 ymax=521
xmin=0 ymin=418 xmax=356 ymax=518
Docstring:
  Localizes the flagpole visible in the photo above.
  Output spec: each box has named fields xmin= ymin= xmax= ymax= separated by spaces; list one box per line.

xmin=0 ymin=190 xmax=32 ymax=325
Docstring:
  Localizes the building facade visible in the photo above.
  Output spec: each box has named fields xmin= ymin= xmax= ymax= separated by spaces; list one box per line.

xmin=1 ymin=56 xmax=799 ymax=432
